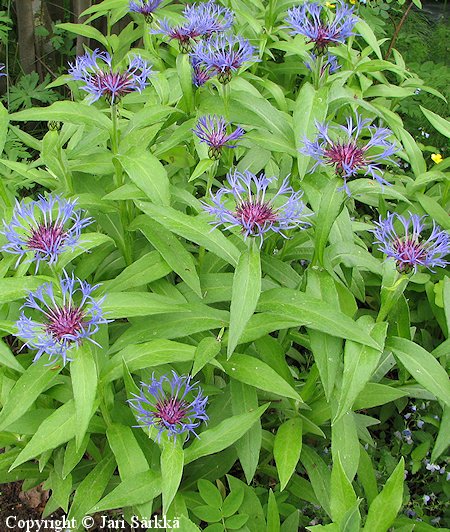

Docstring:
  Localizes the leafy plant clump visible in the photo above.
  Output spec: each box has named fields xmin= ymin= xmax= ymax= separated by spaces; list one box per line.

xmin=0 ymin=1 xmax=448 ymax=531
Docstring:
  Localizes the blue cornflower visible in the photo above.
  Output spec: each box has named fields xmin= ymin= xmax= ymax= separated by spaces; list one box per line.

xmin=305 ymin=52 xmax=340 ymax=76
xmin=152 ymin=1 xmax=233 ymax=52
xmin=302 ymin=113 xmax=399 ymax=192
xmin=191 ymin=56 xmax=216 ymax=86
xmin=129 ymin=372 xmax=208 ymax=441
xmin=15 ymin=274 xmax=109 ymax=365
xmin=0 ymin=64 xmax=6 ymax=77
xmin=129 ymin=0 xmax=163 ymax=21
xmin=193 ymin=115 xmax=244 ymax=159
xmin=68 ymin=50 xmax=152 ymax=104
xmin=1 ymin=195 xmax=92 ymax=270
xmin=203 ymin=169 xmax=310 ymax=242
xmin=372 ymin=212 xmax=450 ymax=273
xmin=191 ymin=33 xmax=259 ymax=84
xmin=285 ymin=2 xmax=358 ymax=53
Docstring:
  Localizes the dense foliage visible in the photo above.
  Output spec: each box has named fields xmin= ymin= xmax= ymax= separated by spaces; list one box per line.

xmin=0 ymin=0 xmax=449 ymax=530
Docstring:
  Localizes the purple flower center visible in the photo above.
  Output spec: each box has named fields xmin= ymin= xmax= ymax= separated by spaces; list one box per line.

xmin=27 ymin=223 xmax=67 ymax=254
xmin=45 ymin=306 xmax=85 ymax=341
xmin=155 ymin=397 xmax=188 ymax=425
xmin=324 ymin=141 xmax=366 ymax=174
xmin=393 ymin=238 xmax=427 ymax=272
xmin=94 ymin=71 xmax=136 ymax=102
xmin=314 ymin=26 xmax=335 ymax=52
xmin=235 ymin=200 xmax=278 ymax=234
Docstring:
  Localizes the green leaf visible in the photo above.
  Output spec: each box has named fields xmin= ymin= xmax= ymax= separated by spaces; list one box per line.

xmin=0 ymin=339 xmax=24 ymax=373
xmin=301 ymin=446 xmax=331 ymax=518
xmin=10 ymin=101 xmax=111 ymax=130
xmin=331 ymin=412 xmax=360 ymax=482
xmin=102 ymin=339 xmax=195 ymax=382
xmin=71 ymin=343 xmax=97 ymax=449
xmin=102 ymin=292 xmax=186 ymax=318
xmin=274 ymin=418 xmax=303 ymax=491
xmin=91 ymin=470 xmax=162 ymax=512
xmin=161 ymin=440 xmax=184 ymax=513
xmin=10 ymin=401 xmax=76 ymax=469
xmin=177 ymin=52 xmax=194 ymax=113
xmin=63 ymin=435 xmax=90 ymax=479
xmin=334 ymin=319 xmax=387 ymax=424
xmin=267 ymin=489 xmax=280 ymax=532
xmin=230 ymin=380 xmax=261 ymax=484
xmin=223 ymin=487 xmax=245 ymax=517
xmin=189 ymin=158 xmax=216 ymax=182
xmin=357 ymin=445 xmax=378 ymax=506
xmin=117 ymin=149 xmax=170 ymax=206
xmin=228 ymin=245 xmax=261 ymax=358
xmin=330 ymin=454 xmax=357 ymax=525
xmin=0 ymin=276 xmax=51 ymax=305
xmin=257 ymin=289 xmax=381 ymax=349
xmin=184 ymin=404 xmax=269 ymax=464
xmin=104 ymin=251 xmax=172 ymax=292
xmin=420 ymin=106 xmax=450 ymax=138
xmin=431 ymin=406 xmax=450 ymax=462
xmin=198 ymin=479 xmax=223 ymax=508
xmin=106 ymin=423 xmax=149 ymax=480
xmin=387 ymin=337 xmax=450 ymax=406
xmin=294 ymin=83 xmax=328 ymax=179
xmin=363 ymin=458 xmax=405 ymax=532
xmin=131 ymin=215 xmax=202 ymax=297
xmin=135 ymin=202 xmax=240 ymax=267
xmin=68 ymin=450 xmax=116 ymax=525
xmin=222 ymin=354 xmax=301 ymax=401
xmin=0 ymin=357 xmax=62 ymax=431
xmin=355 ymin=20 xmax=383 ymax=59
xmin=416 ymin=193 xmax=450 ymax=230
xmin=56 ymin=22 xmax=109 ymax=47
xmin=192 ymin=337 xmax=222 ymax=377
xmin=313 ymin=179 xmax=343 ymax=266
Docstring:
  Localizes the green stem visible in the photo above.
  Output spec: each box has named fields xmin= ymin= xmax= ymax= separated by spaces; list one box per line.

xmin=110 ymin=104 xmax=133 ymax=265
xmin=221 ymin=82 xmax=231 ymax=120
xmin=206 ymin=160 xmax=219 ymax=195
xmin=312 ymin=54 xmax=324 ymax=90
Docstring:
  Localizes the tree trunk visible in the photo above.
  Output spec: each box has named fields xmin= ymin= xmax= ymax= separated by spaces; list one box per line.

xmin=15 ymin=0 xmax=36 ymax=74
xmin=73 ymin=0 xmax=92 ymax=55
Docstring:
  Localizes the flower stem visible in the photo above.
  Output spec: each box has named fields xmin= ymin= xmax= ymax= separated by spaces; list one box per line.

xmin=110 ymin=104 xmax=133 ymax=266
xmin=312 ymin=54 xmax=324 ymax=90
xmin=385 ymin=0 xmax=414 ymax=60
xmin=221 ymin=82 xmax=231 ymax=120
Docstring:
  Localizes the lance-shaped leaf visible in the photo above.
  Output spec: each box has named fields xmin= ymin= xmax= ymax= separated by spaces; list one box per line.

xmin=228 ymin=245 xmax=261 ymax=358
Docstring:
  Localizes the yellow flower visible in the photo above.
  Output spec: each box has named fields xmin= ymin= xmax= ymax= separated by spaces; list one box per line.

xmin=325 ymin=2 xmax=336 ymax=7
xmin=349 ymin=0 xmax=357 ymax=4
xmin=431 ymin=153 xmax=443 ymax=164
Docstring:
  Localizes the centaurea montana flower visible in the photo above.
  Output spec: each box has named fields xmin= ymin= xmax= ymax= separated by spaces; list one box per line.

xmin=285 ymin=2 xmax=358 ymax=53
xmin=15 ymin=274 xmax=109 ymax=365
xmin=152 ymin=1 xmax=233 ymax=52
xmin=372 ymin=212 xmax=450 ymax=273
xmin=305 ymin=52 xmax=340 ymax=76
xmin=191 ymin=56 xmax=215 ymax=86
xmin=302 ymin=113 xmax=399 ymax=193
xmin=203 ymin=169 xmax=310 ymax=242
xmin=129 ymin=0 xmax=163 ymax=22
xmin=128 ymin=372 xmax=208 ymax=441
xmin=1 ymin=195 xmax=92 ymax=270
xmin=68 ymin=49 xmax=152 ymax=104
xmin=193 ymin=115 xmax=244 ymax=159
xmin=190 ymin=33 xmax=259 ymax=84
